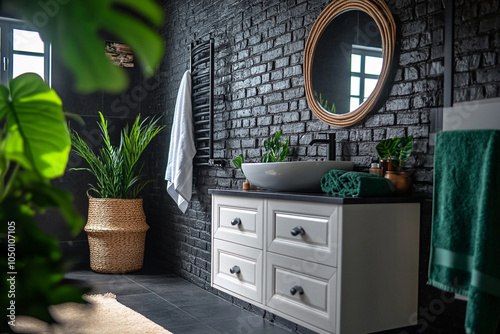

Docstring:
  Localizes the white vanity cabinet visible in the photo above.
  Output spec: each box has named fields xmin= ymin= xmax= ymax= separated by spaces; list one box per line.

xmin=210 ymin=190 xmax=420 ymax=334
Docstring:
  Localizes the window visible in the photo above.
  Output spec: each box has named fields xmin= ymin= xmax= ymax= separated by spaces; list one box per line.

xmin=349 ymin=44 xmax=383 ymax=112
xmin=0 ymin=17 xmax=51 ymax=86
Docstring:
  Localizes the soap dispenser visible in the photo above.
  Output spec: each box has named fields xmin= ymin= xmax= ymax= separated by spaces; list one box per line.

xmin=369 ymin=157 xmax=383 ymax=176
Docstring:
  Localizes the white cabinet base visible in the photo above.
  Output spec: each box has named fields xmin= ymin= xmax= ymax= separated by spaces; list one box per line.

xmin=211 ymin=193 xmax=420 ymax=334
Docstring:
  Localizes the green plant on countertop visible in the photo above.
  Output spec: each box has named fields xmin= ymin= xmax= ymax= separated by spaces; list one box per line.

xmin=261 ymin=130 xmax=289 ymax=163
xmin=376 ymin=135 xmax=414 ymax=171
xmin=232 ymin=153 xmax=245 ymax=177
xmin=70 ymin=112 xmax=164 ymax=199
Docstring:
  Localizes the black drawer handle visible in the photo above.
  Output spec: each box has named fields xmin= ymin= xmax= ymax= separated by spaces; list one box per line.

xmin=290 ymin=226 xmax=305 ymax=236
xmin=231 ymin=217 xmax=242 ymax=226
xmin=290 ymin=285 xmax=304 ymax=295
xmin=230 ymin=265 xmax=241 ymax=274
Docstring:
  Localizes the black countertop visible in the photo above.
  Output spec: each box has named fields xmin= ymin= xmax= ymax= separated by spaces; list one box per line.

xmin=208 ymin=188 xmax=422 ymax=205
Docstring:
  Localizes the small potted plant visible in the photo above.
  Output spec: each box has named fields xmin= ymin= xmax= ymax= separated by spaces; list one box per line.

xmin=376 ymin=135 xmax=413 ymax=195
xmin=232 ymin=153 xmax=253 ymax=190
xmin=70 ymin=112 xmax=164 ymax=273
xmin=260 ymin=130 xmax=289 ymax=163
xmin=232 ymin=130 xmax=289 ymax=190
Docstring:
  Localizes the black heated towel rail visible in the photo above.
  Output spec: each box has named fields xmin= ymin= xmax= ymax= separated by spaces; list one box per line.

xmin=190 ymin=38 xmax=222 ymax=167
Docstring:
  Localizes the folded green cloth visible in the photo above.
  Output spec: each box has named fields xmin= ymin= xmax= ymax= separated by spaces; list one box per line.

xmin=321 ymin=170 xmax=394 ymax=197
xmin=428 ymin=130 xmax=500 ymax=334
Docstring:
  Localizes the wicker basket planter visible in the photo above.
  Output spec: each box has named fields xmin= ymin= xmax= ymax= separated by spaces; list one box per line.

xmin=85 ymin=193 xmax=149 ymax=273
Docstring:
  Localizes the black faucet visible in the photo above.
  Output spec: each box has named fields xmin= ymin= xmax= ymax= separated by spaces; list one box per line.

xmin=309 ymin=133 xmax=336 ymax=160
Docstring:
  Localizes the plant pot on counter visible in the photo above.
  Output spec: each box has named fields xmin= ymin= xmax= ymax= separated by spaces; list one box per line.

xmin=85 ymin=193 xmax=149 ymax=273
xmin=385 ymin=171 xmax=412 ymax=196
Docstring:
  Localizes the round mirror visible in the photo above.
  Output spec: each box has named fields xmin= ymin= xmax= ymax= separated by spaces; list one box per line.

xmin=304 ymin=0 xmax=396 ymax=127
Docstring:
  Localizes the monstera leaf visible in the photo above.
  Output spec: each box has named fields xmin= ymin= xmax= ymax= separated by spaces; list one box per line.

xmin=0 ymin=74 xmax=70 ymax=179
xmin=5 ymin=0 xmax=164 ymax=93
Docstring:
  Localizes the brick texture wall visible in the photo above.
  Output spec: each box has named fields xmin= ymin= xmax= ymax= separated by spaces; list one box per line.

xmin=142 ymin=0 xmax=500 ymax=332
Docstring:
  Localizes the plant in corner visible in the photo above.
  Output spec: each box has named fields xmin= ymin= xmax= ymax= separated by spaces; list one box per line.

xmin=70 ymin=112 xmax=164 ymax=273
xmin=376 ymin=135 xmax=414 ymax=195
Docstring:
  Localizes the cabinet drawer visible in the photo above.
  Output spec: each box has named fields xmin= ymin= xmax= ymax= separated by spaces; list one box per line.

xmin=266 ymin=252 xmax=337 ymax=333
xmin=268 ymin=200 xmax=339 ymax=267
xmin=212 ymin=195 xmax=264 ymax=248
xmin=212 ymin=239 xmax=263 ymax=303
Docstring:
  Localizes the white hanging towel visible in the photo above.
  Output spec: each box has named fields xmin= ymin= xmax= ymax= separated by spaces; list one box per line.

xmin=165 ymin=70 xmax=196 ymax=213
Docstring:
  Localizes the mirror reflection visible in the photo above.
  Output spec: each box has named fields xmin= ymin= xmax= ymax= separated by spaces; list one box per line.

xmin=312 ymin=10 xmax=382 ymax=115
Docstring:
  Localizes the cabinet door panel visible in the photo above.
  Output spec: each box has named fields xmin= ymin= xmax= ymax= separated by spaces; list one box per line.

xmin=213 ymin=195 xmax=264 ymax=248
xmin=267 ymin=252 xmax=337 ymax=333
xmin=212 ymin=239 xmax=263 ymax=303
xmin=268 ymin=200 xmax=339 ymax=267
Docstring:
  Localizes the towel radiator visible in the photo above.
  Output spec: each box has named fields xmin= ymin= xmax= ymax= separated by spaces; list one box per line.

xmin=190 ymin=38 xmax=223 ymax=167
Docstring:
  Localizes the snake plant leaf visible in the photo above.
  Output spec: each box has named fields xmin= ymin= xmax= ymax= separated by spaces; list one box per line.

xmin=2 ymin=74 xmax=70 ymax=179
xmin=5 ymin=0 xmax=164 ymax=93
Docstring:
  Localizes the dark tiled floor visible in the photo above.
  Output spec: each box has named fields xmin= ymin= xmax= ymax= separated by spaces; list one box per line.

xmin=65 ymin=270 xmax=292 ymax=334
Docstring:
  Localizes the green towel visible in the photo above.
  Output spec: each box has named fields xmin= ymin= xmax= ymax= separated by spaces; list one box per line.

xmin=321 ymin=170 xmax=394 ymax=197
xmin=428 ymin=130 xmax=500 ymax=334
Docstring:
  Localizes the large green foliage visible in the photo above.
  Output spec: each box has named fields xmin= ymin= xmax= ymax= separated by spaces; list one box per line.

xmin=4 ymin=0 xmax=164 ymax=93
xmin=0 ymin=0 xmax=165 ymax=332
xmin=0 ymin=74 xmax=85 ymax=332
xmin=0 ymin=74 xmax=70 ymax=180
xmin=71 ymin=112 xmax=164 ymax=199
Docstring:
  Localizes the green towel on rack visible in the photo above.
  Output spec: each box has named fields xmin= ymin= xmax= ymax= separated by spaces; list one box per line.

xmin=321 ymin=170 xmax=394 ymax=197
xmin=428 ymin=130 xmax=500 ymax=334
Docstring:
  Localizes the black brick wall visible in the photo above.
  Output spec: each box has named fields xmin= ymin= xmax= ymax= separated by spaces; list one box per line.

xmin=138 ymin=0 xmax=500 ymax=333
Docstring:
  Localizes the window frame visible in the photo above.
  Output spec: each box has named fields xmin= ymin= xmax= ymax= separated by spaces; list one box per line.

xmin=0 ymin=16 xmax=51 ymax=87
xmin=349 ymin=44 xmax=383 ymax=112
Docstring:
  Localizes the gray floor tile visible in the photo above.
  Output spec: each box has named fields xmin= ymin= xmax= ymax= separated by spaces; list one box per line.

xmin=117 ymin=292 xmax=178 ymax=313
xmin=144 ymin=307 xmax=201 ymax=329
xmin=167 ymin=322 xmax=220 ymax=334
xmin=181 ymin=302 xmax=254 ymax=322
xmin=158 ymin=289 xmax=226 ymax=306
xmin=207 ymin=316 xmax=292 ymax=334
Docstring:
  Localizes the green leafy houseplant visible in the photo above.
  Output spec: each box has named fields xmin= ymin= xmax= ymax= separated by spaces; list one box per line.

xmin=232 ymin=153 xmax=245 ymax=177
xmin=376 ymin=135 xmax=414 ymax=171
xmin=0 ymin=74 xmax=85 ymax=328
xmin=0 ymin=0 xmax=164 ymax=329
xmin=70 ymin=112 xmax=164 ymax=273
xmin=261 ymin=130 xmax=289 ymax=163
xmin=70 ymin=112 xmax=164 ymax=199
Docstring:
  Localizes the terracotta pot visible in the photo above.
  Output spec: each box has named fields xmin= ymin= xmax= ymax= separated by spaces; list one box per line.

xmin=385 ymin=171 xmax=412 ymax=196
xmin=242 ymin=179 xmax=257 ymax=190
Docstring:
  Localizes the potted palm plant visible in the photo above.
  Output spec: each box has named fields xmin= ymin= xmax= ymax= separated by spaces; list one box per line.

xmin=71 ymin=112 xmax=164 ymax=273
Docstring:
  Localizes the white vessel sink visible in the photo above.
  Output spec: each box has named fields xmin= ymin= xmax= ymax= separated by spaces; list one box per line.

xmin=242 ymin=160 xmax=354 ymax=192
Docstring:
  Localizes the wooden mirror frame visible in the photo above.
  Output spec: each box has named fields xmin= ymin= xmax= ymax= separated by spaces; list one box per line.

xmin=304 ymin=0 xmax=396 ymax=128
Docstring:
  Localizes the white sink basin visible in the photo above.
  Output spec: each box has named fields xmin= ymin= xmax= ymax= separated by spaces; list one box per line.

xmin=242 ymin=160 xmax=354 ymax=191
